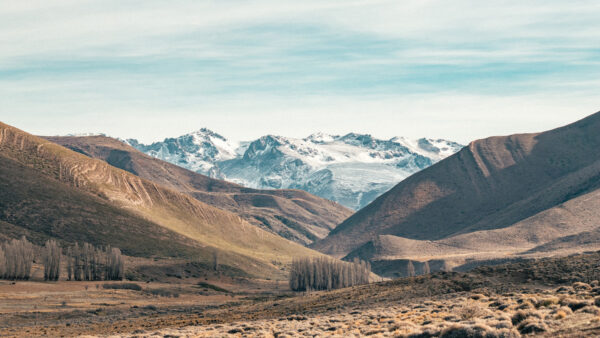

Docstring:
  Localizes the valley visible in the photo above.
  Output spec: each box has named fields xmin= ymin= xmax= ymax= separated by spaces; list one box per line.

xmin=3 ymin=251 xmax=600 ymax=337
xmin=1 ymin=112 xmax=600 ymax=337
xmin=4 ymin=2 xmax=599 ymax=336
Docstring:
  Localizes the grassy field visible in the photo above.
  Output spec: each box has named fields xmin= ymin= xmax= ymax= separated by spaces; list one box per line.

xmin=2 ymin=251 xmax=600 ymax=336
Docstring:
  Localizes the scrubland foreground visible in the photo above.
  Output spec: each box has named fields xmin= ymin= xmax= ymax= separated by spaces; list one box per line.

xmin=1 ymin=252 xmax=600 ymax=337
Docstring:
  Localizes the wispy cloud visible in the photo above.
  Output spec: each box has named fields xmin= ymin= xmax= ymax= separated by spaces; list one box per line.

xmin=1 ymin=0 xmax=599 ymax=143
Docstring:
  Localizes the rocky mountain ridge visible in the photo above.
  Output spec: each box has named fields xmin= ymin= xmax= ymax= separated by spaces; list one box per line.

xmin=127 ymin=131 xmax=462 ymax=209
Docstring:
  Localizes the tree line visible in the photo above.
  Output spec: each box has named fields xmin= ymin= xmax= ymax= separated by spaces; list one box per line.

xmin=289 ymin=256 xmax=371 ymax=291
xmin=405 ymin=259 xmax=451 ymax=277
xmin=0 ymin=237 xmax=124 ymax=281
xmin=65 ymin=243 xmax=124 ymax=281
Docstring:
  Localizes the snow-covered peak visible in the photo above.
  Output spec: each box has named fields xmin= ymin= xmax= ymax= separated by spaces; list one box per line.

xmin=190 ymin=128 xmax=225 ymax=142
xmin=130 ymin=130 xmax=464 ymax=210
xmin=64 ymin=132 xmax=107 ymax=137
xmin=391 ymin=137 xmax=463 ymax=161
xmin=187 ymin=128 xmax=239 ymax=161
xmin=338 ymin=133 xmax=377 ymax=148
xmin=305 ymin=132 xmax=337 ymax=144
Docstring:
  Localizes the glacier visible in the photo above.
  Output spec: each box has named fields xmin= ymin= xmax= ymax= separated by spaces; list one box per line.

xmin=127 ymin=130 xmax=463 ymax=210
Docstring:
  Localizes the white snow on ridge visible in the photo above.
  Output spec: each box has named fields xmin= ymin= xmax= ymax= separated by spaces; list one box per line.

xmin=129 ymin=130 xmax=463 ymax=210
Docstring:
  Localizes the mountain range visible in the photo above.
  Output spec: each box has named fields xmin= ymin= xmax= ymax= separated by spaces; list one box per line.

xmin=3 ymin=111 xmax=599 ymax=280
xmin=312 ymin=111 xmax=600 ymax=277
xmin=0 ymin=122 xmax=330 ymax=279
xmin=127 ymin=131 xmax=463 ymax=210
xmin=45 ymin=135 xmax=352 ymax=246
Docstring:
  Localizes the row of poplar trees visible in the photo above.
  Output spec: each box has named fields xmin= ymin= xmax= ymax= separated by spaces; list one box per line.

xmin=65 ymin=243 xmax=124 ymax=281
xmin=289 ymin=256 xmax=371 ymax=291
xmin=0 ymin=237 xmax=35 ymax=280
xmin=0 ymin=237 xmax=124 ymax=281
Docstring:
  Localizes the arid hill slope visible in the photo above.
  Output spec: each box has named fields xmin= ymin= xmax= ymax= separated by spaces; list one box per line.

xmin=0 ymin=122 xmax=321 ymax=278
xmin=45 ymin=135 xmax=352 ymax=245
xmin=313 ymin=112 xmax=600 ymax=264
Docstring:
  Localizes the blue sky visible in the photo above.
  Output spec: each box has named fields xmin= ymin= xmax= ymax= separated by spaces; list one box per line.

xmin=1 ymin=0 xmax=599 ymax=143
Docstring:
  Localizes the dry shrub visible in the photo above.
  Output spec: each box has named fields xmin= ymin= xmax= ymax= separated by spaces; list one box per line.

xmin=572 ymin=282 xmax=591 ymax=291
xmin=554 ymin=310 xmax=568 ymax=320
xmin=438 ymin=323 xmax=520 ymax=338
xmin=551 ymin=306 xmax=573 ymax=315
xmin=146 ymin=288 xmax=180 ymax=298
xmin=560 ymin=298 xmax=589 ymax=312
xmin=517 ymin=319 xmax=547 ymax=334
xmin=556 ymin=286 xmax=574 ymax=294
xmin=388 ymin=320 xmax=416 ymax=333
xmin=470 ymin=294 xmax=486 ymax=301
xmin=458 ymin=301 xmax=489 ymax=320
xmin=511 ymin=310 xmax=540 ymax=325
xmin=515 ymin=301 xmax=534 ymax=310
xmin=102 ymin=282 xmax=142 ymax=291
xmin=493 ymin=321 xmax=513 ymax=329
xmin=580 ymin=306 xmax=600 ymax=315
xmin=535 ymin=297 xmax=559 ymax=308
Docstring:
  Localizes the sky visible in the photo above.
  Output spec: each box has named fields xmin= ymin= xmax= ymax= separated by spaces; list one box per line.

xmin=1 ymin=0 xmax=599 ymax=144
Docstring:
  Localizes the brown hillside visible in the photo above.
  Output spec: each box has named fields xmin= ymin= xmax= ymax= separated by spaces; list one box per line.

xmin=313 ymin=111 xmax=600 ymax=260
xmin=44 ymin=135 xmax=352 ymax=245
xmin=0 ymin=122 xmax=322 ymax=278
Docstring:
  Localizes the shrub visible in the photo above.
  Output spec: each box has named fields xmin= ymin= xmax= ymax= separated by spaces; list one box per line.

xmin=517 ymin=319 xmax=547 ymax=334
xmin=536 ymin=297 xmax=559 ymax=308
xmin=554 ymin=310 xmax=568 ymax=319
xmin=572 ymin=282 xmax=591 ymax=291
xmin=102 ymin=283 xmax=142 ymax=291
xmin=439 ymin=323 xmax=520 ymax=338
xmin=146 ymin=288 xmax=180 ymax=298
xmin=457 ymin=301 xmax=488 ymax=320
xmin=197 ymin=282 xmax=230 ymax=293
xmin=511 ymin=310 xmax=539 ymax=325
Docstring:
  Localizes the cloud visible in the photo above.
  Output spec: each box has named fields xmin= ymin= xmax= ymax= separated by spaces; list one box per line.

xmin=1 ymin=0 xmax=599 ymax=142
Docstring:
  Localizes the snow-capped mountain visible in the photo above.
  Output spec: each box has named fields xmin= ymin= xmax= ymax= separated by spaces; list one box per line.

xmin=127 ymin=129 xmax=244 ymax=177
xmin=127 ymin=130 xmax=463 ymax=210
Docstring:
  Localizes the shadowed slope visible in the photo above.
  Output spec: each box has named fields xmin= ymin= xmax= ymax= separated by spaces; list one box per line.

xmin=0 ymin=122 xmax=322 ymax=277
xmin=314 ymin=112 xmax=600 ymax=258
xmin=45 ymin=135 xmax=352 ymax=245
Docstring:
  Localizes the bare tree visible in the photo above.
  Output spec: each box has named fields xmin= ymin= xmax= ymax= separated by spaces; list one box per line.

xmin=65 ymin=242 xmax=124 ymax=281
xmin=66 ymin=246 xmax=74 ymax=281
xmin=42 ymin=239 xmax=61 ymax=281
xmin=441 ymin=260 xmax=453 ymax=272
xmin=407 ymin=260 xmax=415 ymax=277
xmin=105 ymin=246 xmax=124 ymax=280
xmin=1 ymin=237 xmax=35 ymax=280
xmin=0 ymin=246 xmax=5 ymax=279
xmin=212 ymin=251 xmax=219 ymax=272
xmin=422 ymin=261 xmax=430 ymax=275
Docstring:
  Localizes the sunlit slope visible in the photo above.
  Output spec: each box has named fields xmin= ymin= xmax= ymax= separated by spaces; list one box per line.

xmin=0 ymin=122 xmax=320 ymax=268
xmin=314 ymin=111 xmax=600 ymax=259
xmin=45 ymin=135 xmax=352 ymax=245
